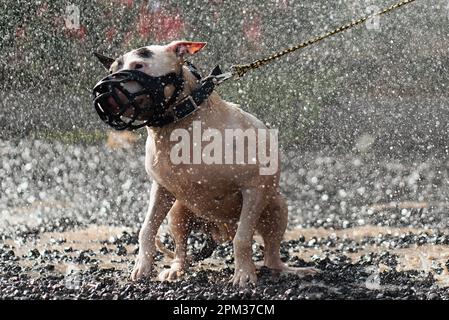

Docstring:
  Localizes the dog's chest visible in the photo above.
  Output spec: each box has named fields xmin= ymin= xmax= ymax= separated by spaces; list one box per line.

xmin=147 ymin=149 xmax=225 ymax=196
xmin=145 ymin=140 xmax=243 ymax=218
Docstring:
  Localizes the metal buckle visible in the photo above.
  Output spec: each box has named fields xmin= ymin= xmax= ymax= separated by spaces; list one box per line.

xmin=187 ymin=95 xmax=198 ymax=109
xmin=172 ymin=95 xmax=198 ymax=121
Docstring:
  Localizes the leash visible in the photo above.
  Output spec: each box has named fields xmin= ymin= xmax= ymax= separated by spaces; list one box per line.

xmin=212 ymin=0 xmax=419 ymax=84
xmin=92 ymin=0 xmax=420 ymax=131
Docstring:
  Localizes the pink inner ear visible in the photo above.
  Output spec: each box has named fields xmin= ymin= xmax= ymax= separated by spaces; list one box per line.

xmin=168 ymin=41 xmax=207 ymax=55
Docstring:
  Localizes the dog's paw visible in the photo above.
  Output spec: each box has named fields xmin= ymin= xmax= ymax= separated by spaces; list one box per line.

xmin=158 ymin=268 xmax=183 ymax=282
xmin=158 ymin=261 xmax=185 ymax=282
xmin=231 ymin=266 xmax=257 ymax=287
xmin=130 ymin=256 xmax=153 ymax=281
xmin=290 ymin=266 xmax=319 ymax=277
xmin=271 ymin=265 xmax=319 ymax=277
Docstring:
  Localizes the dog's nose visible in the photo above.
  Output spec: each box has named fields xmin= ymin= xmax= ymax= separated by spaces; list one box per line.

xmin=128 ymin=61 xmax=145 ymax=70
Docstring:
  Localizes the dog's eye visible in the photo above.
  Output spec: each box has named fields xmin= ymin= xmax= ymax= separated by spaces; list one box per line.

xmin=135 ymin=63 xmax=144 ymax=70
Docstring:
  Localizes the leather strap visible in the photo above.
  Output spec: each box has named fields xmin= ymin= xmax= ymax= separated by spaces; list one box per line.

xmin=151 ymin=65 xmax=222 ymax=127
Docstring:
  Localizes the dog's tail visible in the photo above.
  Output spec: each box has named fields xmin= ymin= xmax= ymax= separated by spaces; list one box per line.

xmin=155 ymin=237 xmax=175 ymax=259
xmin=155 ymin=233 xmax=218 ymax=262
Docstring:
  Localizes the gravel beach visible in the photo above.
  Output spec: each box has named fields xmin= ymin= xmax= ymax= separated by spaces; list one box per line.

xmin=1 ymin=137 xmax=449 ymax=300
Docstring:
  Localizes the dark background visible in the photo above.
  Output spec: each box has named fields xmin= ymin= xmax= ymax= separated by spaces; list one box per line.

xmin=1 ymin=0 xmax=447 ymax=155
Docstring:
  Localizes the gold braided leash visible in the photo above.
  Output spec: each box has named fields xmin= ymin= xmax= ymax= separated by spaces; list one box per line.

xmin=231 ymin=0 xmax=419 ymax=78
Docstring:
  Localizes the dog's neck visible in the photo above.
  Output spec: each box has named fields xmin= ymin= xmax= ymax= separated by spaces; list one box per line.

xmin=146 ymin=65 xmax=221 ymax=137
xmin=179 ymin=64 xmax=201 ymax=100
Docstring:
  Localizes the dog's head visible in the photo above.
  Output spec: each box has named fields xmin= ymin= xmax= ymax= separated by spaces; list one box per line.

xmin=97 ymin=41 xmax=206 ymax=75
xmin=95 ymin=41 xmax=206 ymax=128
xmin=94 ymin=41 xmax=207 ymax=106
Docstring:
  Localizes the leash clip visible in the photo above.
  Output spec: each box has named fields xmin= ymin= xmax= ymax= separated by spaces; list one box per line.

xmin=202 ymin=65 xmax=234 ymax=86
xmin=212 ymin=71 xmax=234 ymax=85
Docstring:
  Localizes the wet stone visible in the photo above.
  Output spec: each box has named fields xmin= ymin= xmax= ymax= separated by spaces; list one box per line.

xmin=116 ymin=245 xmax=127 ymax=256
xmin=27 ymin=249 xmax=40 ymax=259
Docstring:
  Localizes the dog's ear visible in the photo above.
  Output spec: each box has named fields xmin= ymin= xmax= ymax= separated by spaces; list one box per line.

xmin=166 ymin=41 xmax=207 ymax=57
xmin=93 ymin=52 xmax=115 ymax=70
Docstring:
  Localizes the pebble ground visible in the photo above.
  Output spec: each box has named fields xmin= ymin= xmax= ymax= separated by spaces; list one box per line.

xmin=1 ymin=138 xmax=449 ymax=299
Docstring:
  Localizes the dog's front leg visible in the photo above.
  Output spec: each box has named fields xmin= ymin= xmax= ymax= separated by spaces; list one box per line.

xmin=131 ymin=181 xmax=174 ymax=281
xmin=232 ymin=188 xmax=266 ymax=287
xmin=158 ymin=201 xmax=192 ymax=281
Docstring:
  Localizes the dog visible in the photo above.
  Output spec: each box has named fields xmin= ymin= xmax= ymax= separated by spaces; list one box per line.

xmin=95 ymin=41 xmax=317 ymax=287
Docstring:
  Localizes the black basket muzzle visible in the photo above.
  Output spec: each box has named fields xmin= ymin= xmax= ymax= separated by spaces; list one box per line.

xmin=92 ymin=69 xmax=184 ymax=130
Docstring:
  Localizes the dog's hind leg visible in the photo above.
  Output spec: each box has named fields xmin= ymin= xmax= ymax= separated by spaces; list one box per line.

xmin=231 ymin=188 xmax=267 ymax=287
xmin=158 ymin=200 xmax=193 ymax=281
xmin=257 ymin=194 xmax=318 ymax=277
